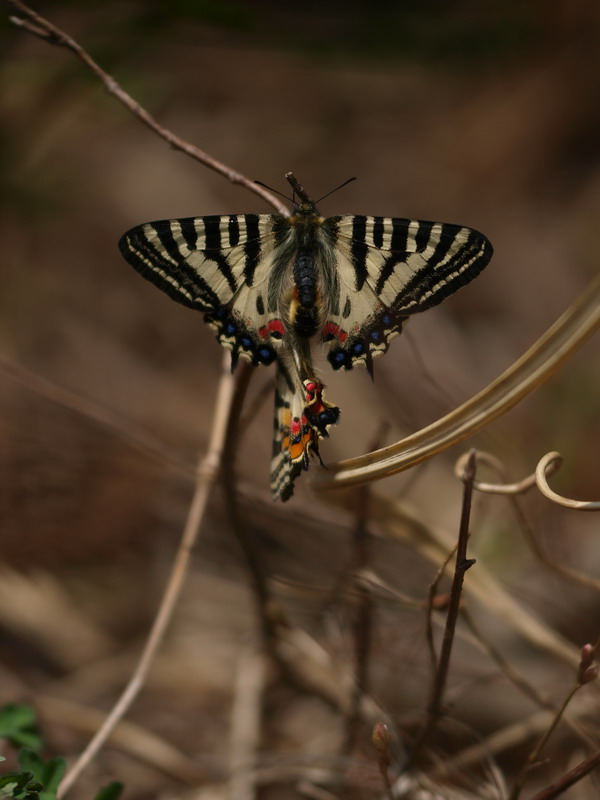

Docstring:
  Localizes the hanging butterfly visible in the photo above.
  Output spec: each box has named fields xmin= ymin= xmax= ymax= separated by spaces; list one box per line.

xmin=119 ymin=173 xmax=493 ymax=501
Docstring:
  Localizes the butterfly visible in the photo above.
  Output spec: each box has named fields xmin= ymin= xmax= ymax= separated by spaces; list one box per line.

xmin=119 ymin=173 xmax=493 ymax=501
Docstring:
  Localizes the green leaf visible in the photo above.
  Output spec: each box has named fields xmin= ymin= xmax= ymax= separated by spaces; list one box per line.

xmin=16 ymin=751 xmax=65 ymax=799
xmin=93 ymin=782 xmax=123 ymax=800
xmin=0 ymin=706 xmax=43 ymax=752
xmin=0 ymin=770 xmax=33 ymax=792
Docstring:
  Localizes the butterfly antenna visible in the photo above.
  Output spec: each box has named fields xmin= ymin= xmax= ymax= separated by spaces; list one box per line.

xmin=314 ymin=176 xmax=357 ymax=205
xmin=254 ymin=180 xmax=293 ymax=203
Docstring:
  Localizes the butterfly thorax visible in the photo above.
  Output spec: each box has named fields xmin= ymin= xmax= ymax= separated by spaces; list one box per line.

xmin=282 ymin=206 xmax=329 ymax=340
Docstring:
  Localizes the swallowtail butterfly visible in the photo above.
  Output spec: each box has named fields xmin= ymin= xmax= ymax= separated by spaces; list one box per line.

xmin=119 ymin=173 xmax=492 ymax=501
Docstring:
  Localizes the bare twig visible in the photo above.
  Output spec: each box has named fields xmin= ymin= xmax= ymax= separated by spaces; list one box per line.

xmin=509 ymin=642 xmax=599 ymax=800
xmin=58 ymin=353 xmax=236 ymax=797
xmin=455 ymin=450 xmax=600 ymax=592
xmin=7 ymin=0 xmax=290 ymax=216
xmin=527 ymin=749 xmax=600 ymax=800
xmin=460 ymin=610 xmax=597 ymax=749
xmin=229 ymin=646 xmax=266 ymax=800
xmin=407 ymin=450 xmax=477 ymax=767
xmin=38 ymin=695 xmax=215 ymax=784
xmin=424 ymin=546 xmax=457 ymax=679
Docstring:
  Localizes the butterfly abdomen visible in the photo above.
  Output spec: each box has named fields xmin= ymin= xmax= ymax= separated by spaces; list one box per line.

xmin=293 ymin=252 xmax=317 ymax=308
xmin=288 ymin=249 xmax=321 ymax=338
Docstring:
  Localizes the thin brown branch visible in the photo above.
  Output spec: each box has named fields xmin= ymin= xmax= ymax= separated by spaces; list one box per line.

xmin=460 ymin=609 xmax=597 ymax=750
xmin=407 ymin=450 xmax=477 ymax=767
xmin=527 ymin=749 xmax=600 ymax=800
xmin=509 ymin=643 xmax=600 ymax=800
xmin=57 ymin=353 xmax=236 ymax=797
xmin=228 ymin=646 xmax=265 ymax=800
xmin=455 ymin=449 xmax=600 ymax=593
xmin=7 ymin=0 xmax=290 ymax=216
xmin=424 ymin=545 xmax=457 ymax=679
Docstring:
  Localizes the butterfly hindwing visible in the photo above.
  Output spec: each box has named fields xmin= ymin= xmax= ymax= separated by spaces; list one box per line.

xmin=119 ymin=214 xmax=287 ymax=367
xmin=322 ymin=215 xmax=493 ymax=371
xmin=271 ymin=366 xmax=340 ymax=501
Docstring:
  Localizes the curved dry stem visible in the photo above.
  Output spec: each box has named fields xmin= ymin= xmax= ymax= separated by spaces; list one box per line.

xmin=536 ymin=452 xmax=600 ymax=511
xmin=7 ymin=0 xmax=289 ymax=216
xmin=312 ymin=274 xmax=600 ymax=492
xmin=454 ymin=450 xmax=561 ymax=495
xmin=58 ymin=354 xmax=236 ymax=798
xmin=454 ymin=449 xmax=600 ymax=592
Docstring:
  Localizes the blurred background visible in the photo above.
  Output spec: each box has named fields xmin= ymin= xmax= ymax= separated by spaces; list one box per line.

xmin=1 ymin=1 xmax=599 ymax=798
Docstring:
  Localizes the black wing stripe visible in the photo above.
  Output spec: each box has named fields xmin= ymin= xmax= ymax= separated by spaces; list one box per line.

xmin=119 ymin=228 xmax=221 ymax=310
xmin=393 ymin=230 xmax=491 ymax=311
xmin=375 ymin=253 xmax=405 ymax=296
xmin=150 ymin=221 xmax=185 ymax=265
xmin=202 ymin=217 xmax=222 ymax=251
xmin=204 ymin=250 xmax=237 ymax=294
xmin=390 ymin=218 xmax=410 ymax=253
xmin=243 ymin=214 xmax=261 ymax=285
xmin=351 ymin=215 xmax=369 ymax=290
xmin=372 ymin=216 xmax=384 ymax=249
xmin=414 ymin=220 xmax=433 ymax=252
xmin=179 ymin=218 xmax=198 ymax=251
xmin=228 ymin=215 xmax=240 ymax=247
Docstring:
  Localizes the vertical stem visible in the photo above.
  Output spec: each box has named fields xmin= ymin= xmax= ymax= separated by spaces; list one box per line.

xmin=58 ymin=354 xmax=236 ymax=797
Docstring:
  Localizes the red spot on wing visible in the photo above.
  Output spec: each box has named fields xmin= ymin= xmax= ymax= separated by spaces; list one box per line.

xmin=258 ymin=319 xmax=285 ymax=340
xmin=323 ymin=322 xmax=348 ymax=342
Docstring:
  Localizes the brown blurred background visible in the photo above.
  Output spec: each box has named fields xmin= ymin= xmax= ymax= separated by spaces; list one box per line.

xmin=1 ymin=1 xmax=599 ymax=797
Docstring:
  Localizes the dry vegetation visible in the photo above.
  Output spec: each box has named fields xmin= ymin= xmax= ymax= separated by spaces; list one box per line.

xmin=1 ymin=2 xmax=599 ymax=799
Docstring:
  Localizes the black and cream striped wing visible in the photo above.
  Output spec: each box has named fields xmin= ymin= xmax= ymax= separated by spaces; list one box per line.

xmin=119 ymin=214 xmax=286 ymax=367
xmin=322 ymin=215 xmax=493 ymax=371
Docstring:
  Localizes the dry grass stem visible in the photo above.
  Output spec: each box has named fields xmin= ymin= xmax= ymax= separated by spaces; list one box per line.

xmin=312 ymin=273 xmax=600 ymax=492
xmin=535 ymin=452 xmax=600 ymax=510
xmin=460 ymin=610 xmax=597 ymax=750
xmin=407 ymin=451 xmax=477 ymax=767
xmin=57 ymin=353 xmax=236 ymax=797
xmin=527 ymin=749 xmax=600 ymax=800
xmin=453 ymin=450 xmax=557 ymax=495
xmin=38 ymin=696 xmax=213 ymax=784
xmin=228 ymin=646 xmax=265 ymax=800
xmin=7 ymin=0 xmax=289 ymax=216
xmin=432 ymin=703 xmax=594 ymax=781
xmin=327 ymin=490 xmax=582 ymax=667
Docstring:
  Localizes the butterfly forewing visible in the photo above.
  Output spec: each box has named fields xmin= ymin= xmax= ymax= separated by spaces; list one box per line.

xmin=322 ymin=215 xmax=492 ymax=371
xmin=120 ymin=214 xmax=290 ymax=366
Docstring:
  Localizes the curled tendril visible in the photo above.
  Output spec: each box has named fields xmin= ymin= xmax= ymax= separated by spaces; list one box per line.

xmin=456 ymin=450 xmax=600 ymax=511
xmin=535 ymin=452 xmax=600 ymax=511
xmin=454 ymin=450 xmax=561 ymax=495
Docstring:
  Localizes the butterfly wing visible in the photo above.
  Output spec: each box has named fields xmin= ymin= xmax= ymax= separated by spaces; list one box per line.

xmin=321 ymin=216 xmax=493 ymax=372
xmin=271 ymin=365 xmax=340 ymax=501
xmin=119 ymin=214 xmax=289 ymax=367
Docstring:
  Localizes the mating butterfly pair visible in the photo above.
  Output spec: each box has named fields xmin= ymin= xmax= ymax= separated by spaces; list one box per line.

xmin=119 ymin=174 xmax=492 ymax=500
